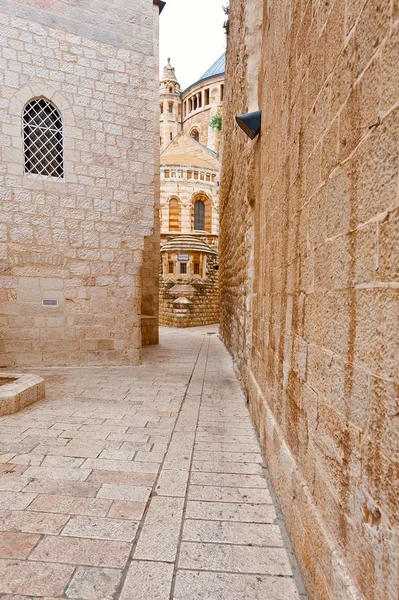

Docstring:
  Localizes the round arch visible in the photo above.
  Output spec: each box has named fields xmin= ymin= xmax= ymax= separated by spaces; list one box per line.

xmin=191 ymin=192 xmax=212 ymax=233
xmin=189 ymin=126 xmax=200 ymax=143
xmin=168 ymin=196 xmax=181 ymax=232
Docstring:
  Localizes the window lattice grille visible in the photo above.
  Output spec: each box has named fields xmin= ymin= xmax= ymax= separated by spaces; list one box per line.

xmin=23 ymin=98 xmax=64 ymax=179
xmin=194 ymin=200 xmax=205 ymax=230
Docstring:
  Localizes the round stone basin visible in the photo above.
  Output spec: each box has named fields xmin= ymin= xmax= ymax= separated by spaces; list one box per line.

xmin=0 ymin=373 xmax=45 ymax=416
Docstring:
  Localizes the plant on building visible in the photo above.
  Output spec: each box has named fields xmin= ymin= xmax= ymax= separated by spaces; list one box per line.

xmin=223 ymin=2 xmax=230 ymax=36
xmin=209 ymin=113 xmax=222 ymax=131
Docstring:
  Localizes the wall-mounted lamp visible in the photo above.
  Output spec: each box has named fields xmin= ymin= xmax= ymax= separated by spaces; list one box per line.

xmin=235 ymin=110 xmax=262 ymax=139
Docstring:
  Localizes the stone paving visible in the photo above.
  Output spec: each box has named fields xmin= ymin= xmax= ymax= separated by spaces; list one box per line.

xmin=0 ymin=326 xmax=306 ymax=599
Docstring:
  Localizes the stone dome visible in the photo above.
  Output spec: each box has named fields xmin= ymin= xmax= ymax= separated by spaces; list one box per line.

xmin=160 ymin=236 xmax=217 ymax=255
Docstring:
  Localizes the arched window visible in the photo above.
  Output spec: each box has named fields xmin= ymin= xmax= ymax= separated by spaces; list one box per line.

xmin=23 ymin=98 xmax=64 ymax=179
xmin=194 ymin=200 xmax=205 ymax=231
xmin=190 ymin=128 xmax=199 ymax=142
xmin=169 ymin=198 xmax=181 ymax=232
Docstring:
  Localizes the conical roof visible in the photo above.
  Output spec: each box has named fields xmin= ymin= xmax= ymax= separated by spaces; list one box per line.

xmin=183 ymin=53 xmax=225 ymax=93
xmin=161 ymin=58 xmax=179 ymax=83
xmin=199 ymin=53 xmax=226 ymax=82
xmin=161 ymin=236 xmax=217 ymax=255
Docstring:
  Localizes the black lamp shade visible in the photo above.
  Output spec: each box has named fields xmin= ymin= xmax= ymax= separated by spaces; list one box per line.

xmin=235 ymin=110 xmax=262 ymax=139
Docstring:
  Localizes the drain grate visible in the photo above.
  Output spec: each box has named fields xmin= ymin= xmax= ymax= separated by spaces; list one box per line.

xmin=42 ymin=299 xmax=58 ymax=307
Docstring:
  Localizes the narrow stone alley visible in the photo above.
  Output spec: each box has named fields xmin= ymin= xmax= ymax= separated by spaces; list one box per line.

xmin=0 ymin=326 xmax=305 ymax=599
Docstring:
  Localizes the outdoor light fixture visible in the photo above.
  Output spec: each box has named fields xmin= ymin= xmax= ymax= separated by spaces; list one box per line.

xmin=235 ymin=110 xmax=262 ymax=139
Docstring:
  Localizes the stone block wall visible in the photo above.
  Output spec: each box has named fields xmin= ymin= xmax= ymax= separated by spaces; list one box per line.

xmin=159 ymin=253 xmax=219 ymax=328
xmin=220 ymin=1 xmax=398 ymax=599
xmin=141 ymin=2 xmax=161 ymax=348
xmin=0 ymin=1 xmax=160 ymax=366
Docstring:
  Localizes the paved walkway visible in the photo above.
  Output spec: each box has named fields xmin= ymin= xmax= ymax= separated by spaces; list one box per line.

xmin=0 ymin=326 xmax=305 ymax=599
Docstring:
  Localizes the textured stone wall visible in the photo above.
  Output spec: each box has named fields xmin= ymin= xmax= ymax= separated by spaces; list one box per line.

xmin=220 ymin=1 xmax=398 ymax=599
xmin=0 ymin=1 xmax=159 ymax=366
xmin=141 ymin=3 xmax=161 ymax=348
xmin=159 ymin=252 xmax=219 ymax=328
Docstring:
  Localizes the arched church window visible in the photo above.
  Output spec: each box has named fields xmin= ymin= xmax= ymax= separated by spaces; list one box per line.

xmin=169 ymin=198 xmax=181 ymax=232
xmin=23 ymin=98 xmax=64 ymax=179
xmin=190 ymin=128 xmax=199 ymax=143
xmin=194 ymin=199 xmax=205 ymax=231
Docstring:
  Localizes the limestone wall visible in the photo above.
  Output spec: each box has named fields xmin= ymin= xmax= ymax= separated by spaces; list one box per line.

xmin=141 ymin=2 xmax=161 ymax=349
xmin=0 ymin=1 xmax=160 ymax=366
xmin=159 ymin=252 xmax=219 ymax=328
xmin=220 ymin=1 xmax=399 ymax=599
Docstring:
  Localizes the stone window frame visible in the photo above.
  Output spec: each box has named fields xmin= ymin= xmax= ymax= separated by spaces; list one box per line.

xmin=9 ymin=83 xmax=76 ymax=185
xmin=23 ymin=97 xmax=64 ymax=180
xmin=189 ymin=126 xmax=200 ymax=143
xmin=192 ymin=192 xmax=212 ymax=233
xmin=168 ymin=196 xmax=181 ymax=233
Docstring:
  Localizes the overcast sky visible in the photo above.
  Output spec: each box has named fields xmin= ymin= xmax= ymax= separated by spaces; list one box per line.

xmin=159 ymin=0 xmax=226 ymax=90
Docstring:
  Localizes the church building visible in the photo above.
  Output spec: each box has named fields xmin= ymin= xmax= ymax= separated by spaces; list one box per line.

xmin=158 ymin=56 xmax=224 ymax=327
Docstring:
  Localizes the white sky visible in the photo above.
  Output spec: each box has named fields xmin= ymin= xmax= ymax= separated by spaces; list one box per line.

xmin=159 ymin=0 xmax=226 ymax=91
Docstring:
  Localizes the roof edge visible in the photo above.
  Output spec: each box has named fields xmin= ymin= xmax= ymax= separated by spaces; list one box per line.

xmin=160 ymin=131 xmax=219 ymax=159
xmin=182 ymin=72 xmax=224 ymax=96
xmin=153 ymin=0 xmax=166 ymax=14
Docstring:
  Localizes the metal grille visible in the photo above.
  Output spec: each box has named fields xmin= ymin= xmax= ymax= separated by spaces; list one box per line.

xmin=194 ymin=200 xmax=205 ymax=230
xmin=42 ymin=299 xmax=58 ymax=307
xmin=23 ymin=98 xmax=64 ymax=179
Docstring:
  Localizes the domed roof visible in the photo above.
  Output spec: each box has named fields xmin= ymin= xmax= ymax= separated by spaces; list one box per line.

xmin=183 ymin=53 xmax=225 ymax=93
xmin=199 ymin=53 xmax=226 ymax=82
xmin=161 ymin=235 xmax=217 ymax=255
xmin=161 ymin=58 xmax=179 ymax=83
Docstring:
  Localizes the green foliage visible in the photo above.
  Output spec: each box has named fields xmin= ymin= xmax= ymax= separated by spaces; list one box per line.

xmin=209 ymin=114 xmax=222 ymax=131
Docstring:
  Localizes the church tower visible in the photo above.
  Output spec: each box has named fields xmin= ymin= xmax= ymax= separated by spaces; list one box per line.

xmin=160 ymin=59 xmax=182 ymax=150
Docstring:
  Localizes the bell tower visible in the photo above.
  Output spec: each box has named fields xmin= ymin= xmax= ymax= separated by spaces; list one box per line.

xmin=160 ymin=59 xmax=182 ymax=150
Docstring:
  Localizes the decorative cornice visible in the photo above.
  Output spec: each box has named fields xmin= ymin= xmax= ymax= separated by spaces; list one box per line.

xmin=153 ymin=0 xmax=166 ymax=14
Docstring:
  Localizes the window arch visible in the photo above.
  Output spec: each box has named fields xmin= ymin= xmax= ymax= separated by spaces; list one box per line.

xmin=190 ymin=127 xmax=200 ymax=143
xmin=194 ymin=199 xmax=205 ymax=231
xmin=23 ymin=98 xmax=64 ymax=179
xmin=192 ymin=195 xmax=212 ymax=232
xmin=169 ymin=198 xmax=181 ymax=232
